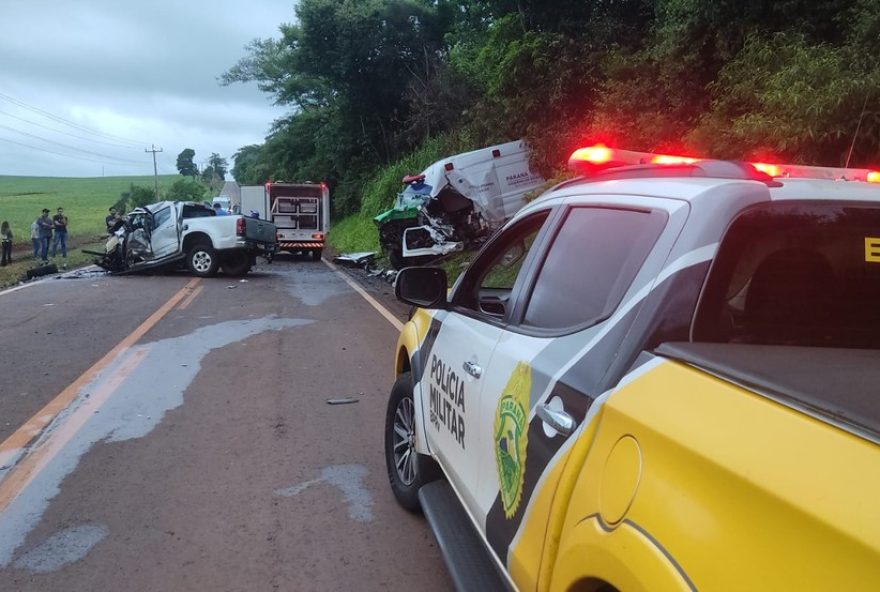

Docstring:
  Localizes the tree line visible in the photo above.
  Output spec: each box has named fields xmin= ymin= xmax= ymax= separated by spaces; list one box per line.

xmin=221 ymin=0 xmax=880 ymax=217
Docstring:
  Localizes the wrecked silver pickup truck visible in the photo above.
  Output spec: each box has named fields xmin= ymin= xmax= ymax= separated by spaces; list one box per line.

xmin=374 ymin=140 xmax=544 ymax=268
xmin=87 ymin=201 xmax=277 ymax=277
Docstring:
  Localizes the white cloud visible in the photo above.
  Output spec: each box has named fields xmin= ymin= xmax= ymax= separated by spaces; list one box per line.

xmin=0 ymin=0 xmax=296 ymax=178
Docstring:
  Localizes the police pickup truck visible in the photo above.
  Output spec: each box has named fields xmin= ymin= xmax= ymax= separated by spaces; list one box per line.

xmin=92 ymin=201 xmax=276 ymax=277
xmin=384 ymin=146 xmax=880 ymax=591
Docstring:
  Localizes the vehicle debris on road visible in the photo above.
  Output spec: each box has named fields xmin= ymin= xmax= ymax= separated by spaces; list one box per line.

xmin=326 ymin=397 xmax=360 ymax=405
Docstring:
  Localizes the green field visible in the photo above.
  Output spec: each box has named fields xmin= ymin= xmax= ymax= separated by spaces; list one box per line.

xmin=0 ymin=174 xmax=181 ymax=288
xmin=0 ymin=174 xmax=179 ymax=246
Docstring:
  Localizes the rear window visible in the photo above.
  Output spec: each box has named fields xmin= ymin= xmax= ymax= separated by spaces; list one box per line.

xmin=694 ymin=201 xmax=880 ymax=349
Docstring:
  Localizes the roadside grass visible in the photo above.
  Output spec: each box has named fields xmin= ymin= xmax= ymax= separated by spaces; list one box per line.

xmin=0 ymin=174 xmax=180 ymax=289
xmin=0 ymin=240 xmax=105 ymax=289
xmin=0 ymin=174 xmax=178 ymax=251
xmin=327 ymin=213 xmax=380 ymax=254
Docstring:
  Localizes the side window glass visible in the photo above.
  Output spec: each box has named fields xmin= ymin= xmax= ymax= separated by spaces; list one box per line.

xmin=522 ymin=207 xmax=665 ymax=331
xmin=153 ymin=207 xmax=172 ymax=228
xmin=454 ymin=212 xmax=549 ymax=319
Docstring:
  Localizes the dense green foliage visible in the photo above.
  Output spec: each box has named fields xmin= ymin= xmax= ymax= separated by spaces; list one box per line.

xmin=176 ymin=148 xmax=199 ymax=178
xmin=224 ymin=0 xmax=880 ymax=223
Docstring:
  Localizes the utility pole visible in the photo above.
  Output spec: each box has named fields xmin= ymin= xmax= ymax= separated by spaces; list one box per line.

xmin=145 ymin=144 xmax=163 ymax=200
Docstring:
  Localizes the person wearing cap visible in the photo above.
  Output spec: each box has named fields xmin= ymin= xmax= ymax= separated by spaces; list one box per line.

xmin=36 ymin=208 xmax=53 ymax=264
xmin=51 ymin=207 xmax=69 ymax=268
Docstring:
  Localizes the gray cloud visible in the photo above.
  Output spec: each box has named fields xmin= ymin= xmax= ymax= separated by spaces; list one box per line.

xmin=0 ymin=0 xmax=296 ymax=178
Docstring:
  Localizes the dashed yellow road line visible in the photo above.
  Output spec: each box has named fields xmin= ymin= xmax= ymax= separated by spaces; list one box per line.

xmin=0 ymin=277 xmax=201 ymax=504
xmin=322 ymin=259 xmax=404 ymax=331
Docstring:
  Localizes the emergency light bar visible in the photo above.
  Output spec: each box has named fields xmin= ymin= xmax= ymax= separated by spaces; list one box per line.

xmin=569 ymin=145 xmax=880 ymax=183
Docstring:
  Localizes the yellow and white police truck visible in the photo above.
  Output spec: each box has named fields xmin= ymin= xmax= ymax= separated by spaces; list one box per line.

xmin=384 ymin=146 xmax=880 ymax=591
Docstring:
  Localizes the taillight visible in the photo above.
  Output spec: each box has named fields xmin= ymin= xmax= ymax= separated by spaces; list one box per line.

xmin=312 ymin=233 xmax=324 ymax=240
xmin=236 ymin=217 xmax=245 ymax=237
xmin=868 ymin=171 xmax=880 ymax=183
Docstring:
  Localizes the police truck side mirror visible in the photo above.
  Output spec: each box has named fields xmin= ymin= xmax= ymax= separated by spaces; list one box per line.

xmin=395 ymin=267 xmax=448 ymax=309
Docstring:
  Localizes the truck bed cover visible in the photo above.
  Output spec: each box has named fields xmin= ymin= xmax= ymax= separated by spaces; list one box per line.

xmin=655 ymin=342 xmax=880 ymax=442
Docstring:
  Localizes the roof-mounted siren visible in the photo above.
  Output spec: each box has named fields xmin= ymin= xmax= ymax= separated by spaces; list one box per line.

xmin=568 ymin=144 xmax=880 ymax=184
xmin=568 ymin=144 xmax=774 ymax=183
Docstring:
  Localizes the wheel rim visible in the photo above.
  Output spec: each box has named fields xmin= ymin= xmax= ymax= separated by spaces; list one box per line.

xmin=392 ymin=397 xmax=417 ymax=486
xmin=193 ymin=251 xmax=212 ymax=272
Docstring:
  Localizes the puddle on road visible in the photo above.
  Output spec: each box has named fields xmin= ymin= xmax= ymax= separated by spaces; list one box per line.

xmin=0 ymin=316 xmax=312 ymax=569
xmin=276 ymin=464 xmax=374 ymax=523
xmin=13 ymin=523 xmax=108 ymax=573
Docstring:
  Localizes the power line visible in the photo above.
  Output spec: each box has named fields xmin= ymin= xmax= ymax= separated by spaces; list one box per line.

xmin=0 ymin=108 xmax=143 ymax=150
xmin=0 ymin=135 xmax=149 ymax=168
xmin=0 ymin=123 xmax=145 ymax=164
xmin=0 ymin=91 xmax=144 ymax=147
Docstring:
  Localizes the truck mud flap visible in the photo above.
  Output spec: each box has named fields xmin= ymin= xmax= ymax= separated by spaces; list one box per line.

xmin=418 ymin=481 xmax=511 ymax=592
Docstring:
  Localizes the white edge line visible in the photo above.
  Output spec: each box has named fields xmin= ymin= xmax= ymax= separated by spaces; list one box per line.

xmin=322 ymin=259 xmax=404 ymax=331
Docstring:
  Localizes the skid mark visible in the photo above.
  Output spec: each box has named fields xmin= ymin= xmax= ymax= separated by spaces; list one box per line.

xmin=0 ymin=316 xmax=312 ymax=568
xmin=276 ymin=464 xmax=374 ymax=522
xmin=13 ymin=523 xmax=108 ymax=573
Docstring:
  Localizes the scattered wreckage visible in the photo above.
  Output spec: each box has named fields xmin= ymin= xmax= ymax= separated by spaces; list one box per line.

xmin=374 ymin=140 xmax=544 ymax=268
xmin=86 ymin=201 xmax=277 ymax=277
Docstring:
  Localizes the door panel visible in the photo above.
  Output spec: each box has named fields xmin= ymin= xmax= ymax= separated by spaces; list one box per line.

xmin=149 ymin=206 xmax=179 ymax=258
xmin=419 ymin=313 xmax=501 ymax=516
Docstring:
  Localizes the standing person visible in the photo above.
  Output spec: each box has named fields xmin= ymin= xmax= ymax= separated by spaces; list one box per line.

xmin=30 ymin=218 xmax=40 ymax=259
xmin=36 ymin=208 xmax=53 ymax=264
xmin=1 ymin=221 xmax=12 ymax=266
xmin=212 ymin=202 xmax=229 ymax=216
xmin=105 ymin=206 xmax=121 ymax=232
xmin=51 ymin=206 xmax=68 ymax=268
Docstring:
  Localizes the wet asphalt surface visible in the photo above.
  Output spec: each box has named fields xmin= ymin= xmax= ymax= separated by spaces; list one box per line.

xmin=0 ymin=255 xmax=450 ymax=591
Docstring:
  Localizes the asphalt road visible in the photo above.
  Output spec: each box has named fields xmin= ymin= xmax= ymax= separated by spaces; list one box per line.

xmin=0 ymin=256 xmax=450 ymax=591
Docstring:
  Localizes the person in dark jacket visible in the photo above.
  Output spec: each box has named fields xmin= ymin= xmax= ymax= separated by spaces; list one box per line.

xmin=36 ymin=209 xmax=53 ymax=264
xmin=1 ymin=221 xmax=12 ymax=266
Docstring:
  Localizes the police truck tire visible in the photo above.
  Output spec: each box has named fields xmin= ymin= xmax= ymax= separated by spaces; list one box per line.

xmin=187 ymin=243 xmax=219 ymax=277
xmin=385 ymin=371 xmax=440 ymax=511
xmin=222 ymin=251 xmax=250 ymax=276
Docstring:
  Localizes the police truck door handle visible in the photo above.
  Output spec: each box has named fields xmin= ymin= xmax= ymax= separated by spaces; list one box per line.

xmin=463 ymin=361 xmax=482 ymax=379
xmin=536 ymin=403 xmax=576 ymax=437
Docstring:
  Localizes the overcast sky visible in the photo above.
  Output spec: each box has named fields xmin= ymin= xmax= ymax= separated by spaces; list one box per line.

xmin=1 ymin=0 xmax=296 ymax=179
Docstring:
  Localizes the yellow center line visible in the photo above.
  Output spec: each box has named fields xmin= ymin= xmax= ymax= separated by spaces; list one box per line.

xmin=177 ymin=284 xmax=204 ymax=310
xmin=0 ymin=278 xmax=201 ymax=497
xmin=322 ymin=259 xmax=404 ymax=331
xmin=0 ymin=347 xmax=150 ymax=513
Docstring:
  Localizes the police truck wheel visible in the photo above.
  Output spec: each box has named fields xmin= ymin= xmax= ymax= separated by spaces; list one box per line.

xmin=311 ymin=248 xmax=323 ymax=261
xmin=187 ymin=243 xmax=219 ymax=277
xmin=385 ymin=372 xmax=441 ymax=511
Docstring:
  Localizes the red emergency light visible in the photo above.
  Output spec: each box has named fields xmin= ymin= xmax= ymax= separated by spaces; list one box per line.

xmin=569 ymin=144 xmax=880 ymax=184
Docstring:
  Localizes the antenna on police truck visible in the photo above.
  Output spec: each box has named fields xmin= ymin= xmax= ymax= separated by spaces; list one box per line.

xmin=844 ymin=91 xmax=870 ymax=170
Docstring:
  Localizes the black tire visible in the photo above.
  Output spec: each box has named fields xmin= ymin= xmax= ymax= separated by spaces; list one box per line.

xmin=385 ymin=372 xmax=440 ymax=511
xmin=222 ymin=251 xmax=251 ymax=276
xmin=311 ymin=248 xmax=323 ymax=261
xmin=187 ymin=242 xmax=219 ymax=277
